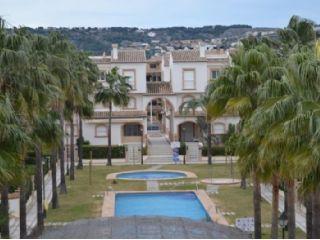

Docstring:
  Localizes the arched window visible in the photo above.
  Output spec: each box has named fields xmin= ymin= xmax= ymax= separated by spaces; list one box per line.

xmin=212 ymin=123 xmax=226 ymax=134
xmin=95 ymin=125 xmax=107 ymax=137
xmin=182 ymin=95 xmax=195 ymax=104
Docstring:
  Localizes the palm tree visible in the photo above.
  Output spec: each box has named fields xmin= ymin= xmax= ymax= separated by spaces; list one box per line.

xmin=179 ymin=86 xmax=215 ymax=165
xmin=209 ymin=41 xmax=279 ymax=238
xmin=74 ymin=52 xmax=98 ymax=169
xmin=95 ymin=67 xmax=131 ymax=166
xmin=0 ymin=96 xmax=26 ymax=238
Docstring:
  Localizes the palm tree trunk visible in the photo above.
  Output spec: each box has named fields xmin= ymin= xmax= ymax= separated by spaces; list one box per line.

xmin=35 ymin=145 xmax=44 ymax=233
xmin=207 ymin=122 xmax=212 ymax=165
xmin=77 ymin=116 xmax=83 ymax=169
xmin=51 ymin=148 xmax=59 ymax=209
xmin=0 ymin=185 xmax=10 ymax=238
xmin=70 ymin=116 xmax=75 ymax=180
xmin=271 ymin=173 xmax=279 ymax=238
xmin=107 ymin=102 xmax=112 ymax=166
xmin=286 ymin=179 xmax=295 ymax=239
xmin=240 ymin=176 xmax=247 ymax=189
xmin=305 ymin=193 xmax=313 ymax=239
xmin=59 ymin=111 xmax=67 ymax=194
xmin=253 ymin=171 xmax=261 ymax=239
xmin=312 ymin=187 xmax=320 ymax=238
xmin=20 ymin=161 xmax=27 ymax=239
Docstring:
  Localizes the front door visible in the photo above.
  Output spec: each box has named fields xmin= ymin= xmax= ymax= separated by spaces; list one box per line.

xmin=180 ymin=122 xmax=194 ymax=142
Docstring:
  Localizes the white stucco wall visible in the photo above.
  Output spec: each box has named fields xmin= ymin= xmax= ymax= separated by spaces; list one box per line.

xmin=110 ymin=63 xmax=147 ymax=93
xmin=171 ymin=62 xmax=208 ymax=93
xmin=211 ymin=116 xmax=240 ymax=134
xmin=82 ymin=121 xmax=122 ymax=146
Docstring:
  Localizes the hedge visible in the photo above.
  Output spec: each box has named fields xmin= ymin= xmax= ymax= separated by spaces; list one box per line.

xmin=178 ymin=143 xmax=227 ymax=156
xmin=83 ymin=145 xmax=125 ymax=159
xmin=202 ymin=146 xmax=226 ymax=156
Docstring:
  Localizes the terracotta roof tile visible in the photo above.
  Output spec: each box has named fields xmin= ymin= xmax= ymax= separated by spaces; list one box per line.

xmin=92 ymin=111 xmax=147 ymax=119
xmin=171 ymin=50 xmax=207 ymax=62
xmin=111 ymin=50 xmax=146 ymax=63
xmin=89 ymin=56 xmax=111 ymax=64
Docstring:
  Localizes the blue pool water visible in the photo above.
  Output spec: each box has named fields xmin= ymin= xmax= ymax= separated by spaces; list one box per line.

xmin=115 ymin=192 xmax=210 ymax=221
xmin=116 ymin=171 xmax=186 ymax=180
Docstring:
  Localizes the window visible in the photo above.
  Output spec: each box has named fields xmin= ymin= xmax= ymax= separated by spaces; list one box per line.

xmin=211 ymin=70 xmax=220 ymax=80
xmin=183 ymin=69 xmax=195 ymax=89
xmin=150 ymin=64 xmax=157 ymax=69
xmin=212 ymin=123 xmax=225 ymax=134
xmin=126 ymin=97 xmax=136 ymax=109
xmin=123 ymin=70 xmax=136 ymax=89
xmin=124 ymin=124 xmax=142 ymax=136
xmin=100 ymin=72 xmax=105 ymax=81
xmin=95 ymin=125 xmax=107 ymax=137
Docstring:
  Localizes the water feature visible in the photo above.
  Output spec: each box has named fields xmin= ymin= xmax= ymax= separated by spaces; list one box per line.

xmin=115 ymin=192 xmax=210 ymax=221
xmin=116 ymin=171 xmax=187 ymax=180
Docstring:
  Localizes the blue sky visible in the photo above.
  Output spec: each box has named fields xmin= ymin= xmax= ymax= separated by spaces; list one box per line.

xmin=1 ymin=0 xmax=319 ymax=28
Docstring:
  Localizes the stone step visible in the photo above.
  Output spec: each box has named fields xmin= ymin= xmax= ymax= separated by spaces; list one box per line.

xmin=146 ymin=157 xmax=172 ymax=162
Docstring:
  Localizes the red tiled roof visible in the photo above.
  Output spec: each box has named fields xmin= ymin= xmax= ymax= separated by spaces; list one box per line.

xmin=91 ymin=111 xmax=147 ymax=119
xmin=111 ymin=50 xmax=146 ymax=63
xmin=171 ymin=50 xmax=207 ymax=62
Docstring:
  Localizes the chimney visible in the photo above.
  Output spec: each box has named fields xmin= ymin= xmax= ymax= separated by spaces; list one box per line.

xmin=112 ymin=44 xmax=118 ymax=60
xmin=199 ymin=43 xmax=205 ymax=58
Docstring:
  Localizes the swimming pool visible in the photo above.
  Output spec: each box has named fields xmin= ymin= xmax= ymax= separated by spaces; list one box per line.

xmin=116 ymin=171 xmax=187 ymax=180
xmin=115 ymin=192 xmax=210 ymax=221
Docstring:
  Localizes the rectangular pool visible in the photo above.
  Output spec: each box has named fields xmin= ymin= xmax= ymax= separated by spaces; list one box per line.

xmin=115 ymin=192 xmax=210 ymax=221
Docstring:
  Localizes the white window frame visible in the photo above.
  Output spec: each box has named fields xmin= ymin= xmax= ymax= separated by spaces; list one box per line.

xmin=123 ymin=69 xmax=136 ymax=90
xmin=183 ymin=69 xmax=196 ymax=90
xmin=95 ymin=125 xmax=108 ymax=138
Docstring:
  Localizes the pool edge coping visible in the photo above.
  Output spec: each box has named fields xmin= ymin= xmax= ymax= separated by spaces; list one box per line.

xmin=101 ymin=190 xmax=228 ymax=226
xmin=106 ymin=169 xmax=197 ymax=181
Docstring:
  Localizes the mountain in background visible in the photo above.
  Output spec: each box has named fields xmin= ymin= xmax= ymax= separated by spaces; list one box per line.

xmin=25 ymin=24 xmax=279 ymax=55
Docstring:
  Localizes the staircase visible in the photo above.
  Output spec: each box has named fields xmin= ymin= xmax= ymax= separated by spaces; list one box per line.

xmin=146 ymin=132 xmax=173 ymax=163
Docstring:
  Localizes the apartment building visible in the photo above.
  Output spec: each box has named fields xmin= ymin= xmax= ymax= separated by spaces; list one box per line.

xmin=82 ymin=44 xmax=239 ymax=147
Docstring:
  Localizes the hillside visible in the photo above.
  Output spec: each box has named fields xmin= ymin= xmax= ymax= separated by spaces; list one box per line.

xmin=25 ymin=25 xmax=278 ymax=55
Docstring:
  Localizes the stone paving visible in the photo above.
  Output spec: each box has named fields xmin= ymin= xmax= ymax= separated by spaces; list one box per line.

xmin=146 ymin=180 xmax=159 ymax=191
xmin=261 ymin=184 xmax=306 ymax=233
xmin=41 ymin=216 xmax=248 ymax=239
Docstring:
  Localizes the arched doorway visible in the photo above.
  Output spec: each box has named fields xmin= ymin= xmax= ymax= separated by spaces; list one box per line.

xmin=146 ymin=98 xmax=174 ymax=137
xmin=178 ymin=122 xmax=200 ymax=142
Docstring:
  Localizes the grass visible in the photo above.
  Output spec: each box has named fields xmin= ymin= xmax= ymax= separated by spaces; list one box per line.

xmin=46 ymin=163 xmax=306 ymax=238
xmin=45 ymin=165 xmax=148 ymax=222
xmin=159 ymin=164 xmax=305 ymax=239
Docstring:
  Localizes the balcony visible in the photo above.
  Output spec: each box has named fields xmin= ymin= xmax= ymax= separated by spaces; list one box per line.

xmin=146 ymin=82 xmax=173 ymax=95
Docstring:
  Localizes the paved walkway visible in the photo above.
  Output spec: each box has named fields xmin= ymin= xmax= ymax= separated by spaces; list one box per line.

xmin=146 ymin=165 xmax=161 ymax=191
xmin=261 ymin=184 xmax=306 ymax=233
xmin=83 ymin=156 xmax=238 ymax=166
xmin=147 ymin=181 xmax=159 ymax=191
xmin=41 ymin=216 xmax=248 ymax=239
xmin=146 ymin=133 xmax=173 ymax=163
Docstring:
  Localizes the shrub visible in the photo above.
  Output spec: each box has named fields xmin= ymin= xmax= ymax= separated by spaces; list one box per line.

xmin=83 ymin=145 xmax=125 ymax=159
xmin=179 ymin=142 xmax=186 ymax=155
xmin=202 ymin=146 xmax=226 ymax=156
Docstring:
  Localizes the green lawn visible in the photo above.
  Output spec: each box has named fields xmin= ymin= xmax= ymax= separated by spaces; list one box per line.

xmin=159 ymin=164 xmax=305 ymax=239
xmin=46 ymin=163 xmax=306 ymax=238
xmin=45 ymin=165 xmax=148 ymax=222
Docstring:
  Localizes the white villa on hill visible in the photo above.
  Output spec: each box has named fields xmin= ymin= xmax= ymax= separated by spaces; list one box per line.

xmin=82 ymin=44 xmax=239 ymax=147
